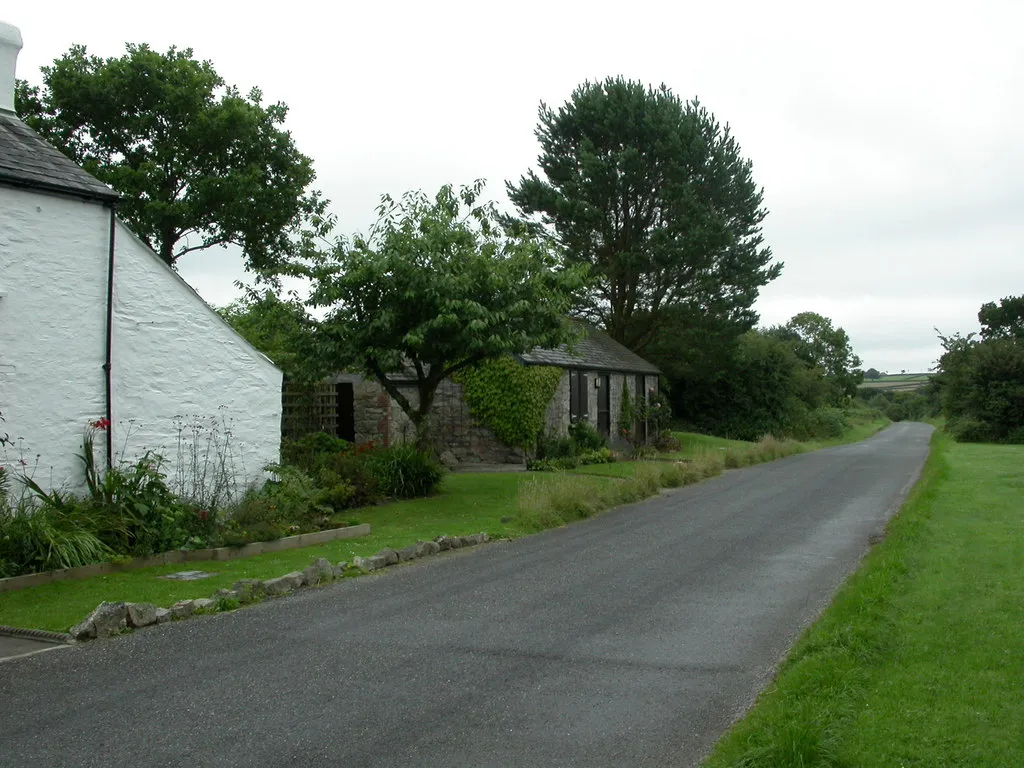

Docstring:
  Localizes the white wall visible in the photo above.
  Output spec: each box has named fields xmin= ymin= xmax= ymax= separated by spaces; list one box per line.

xmin=0 ymin=186 xmax=108 ymax=489
xmin=0 ymin=185 xmax=282 ymax=502
xmin=111 ymin=222 xmax=282 ymax=503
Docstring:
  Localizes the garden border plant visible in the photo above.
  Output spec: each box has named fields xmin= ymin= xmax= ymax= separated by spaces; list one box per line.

xmin=1 ymin=418 xmax=446 ymax=580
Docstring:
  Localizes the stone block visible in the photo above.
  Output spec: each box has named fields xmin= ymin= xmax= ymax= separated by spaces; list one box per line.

xmin=263 ymin=572 xmax=303 ymax=596
xmin=126 ymin=602 xmax=159 ymax=628
xmin=72 ymin=601 xmax=129 ymax=638
xmin=375 ymin=548 xmax=399 ymax=566
xmin=353 ymin=555 xmax=387 ymax=572
xmin=396 ymin=544 xmax=420 ymax=562
xmin=416 ymin=540 xmax=441 ymax=557
xmin=231 ymin=579 xmax=264 ymax=602
xmin=171 ymin=600 xmax=197 ymax=619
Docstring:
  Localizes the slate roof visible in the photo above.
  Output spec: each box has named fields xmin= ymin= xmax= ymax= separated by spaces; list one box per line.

xmin=518 ymin=324 xmax=660 ymax=375
xmin=0 ymin=113 xmax=119 ymax=202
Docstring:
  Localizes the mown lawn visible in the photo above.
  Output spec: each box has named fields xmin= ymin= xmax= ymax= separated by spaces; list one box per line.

xmin=0 ymin=473 xmax=537 ymax=632
xmin=703 ymin=432 xmax=1024 ymax=767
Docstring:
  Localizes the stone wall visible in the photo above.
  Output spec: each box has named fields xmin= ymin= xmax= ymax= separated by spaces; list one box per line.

xmin=343 ymin=368 xmax=659 ymax=464
xmin=345 ymin=375 xmax=521 ymax=463
xmin=541 ymin=369 xmax=659 ymax=451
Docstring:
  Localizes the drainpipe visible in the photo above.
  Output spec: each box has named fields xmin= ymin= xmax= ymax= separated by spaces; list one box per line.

xmin=103 ymin=204 xmax=117 ymax=469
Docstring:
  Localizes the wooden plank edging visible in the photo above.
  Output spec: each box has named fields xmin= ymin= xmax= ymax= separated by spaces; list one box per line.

xmin=0 ymin=524 xmax=371 ymax=594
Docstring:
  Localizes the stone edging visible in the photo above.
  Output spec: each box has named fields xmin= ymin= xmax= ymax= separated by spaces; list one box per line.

xmin=0 ymin=524 xmax=372 ymax=594
xmin=66 ymin=532 xmax=491 ymax=642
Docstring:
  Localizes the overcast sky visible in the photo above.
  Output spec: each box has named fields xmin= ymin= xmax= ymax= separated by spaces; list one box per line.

xmin=10 ymin=1 xmax=1023 ymax=373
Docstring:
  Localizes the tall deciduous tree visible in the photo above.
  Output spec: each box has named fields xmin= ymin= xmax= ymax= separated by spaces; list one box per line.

xmin=978 ymin=295 xmax=1024 ymax=340
xmin=308 ymin=181 xmax=587 ymax=451
xmin=16 ymin=44 xmax=328 ymax=272
xmin=507 ymin=77 xmax=780 ymax=353
xmin=768 ymin=312 xmax=863 ymax=403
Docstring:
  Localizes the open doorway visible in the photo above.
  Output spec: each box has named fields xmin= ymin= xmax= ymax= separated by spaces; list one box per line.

xmin=336 ymin=382 xmax=355 ymax=442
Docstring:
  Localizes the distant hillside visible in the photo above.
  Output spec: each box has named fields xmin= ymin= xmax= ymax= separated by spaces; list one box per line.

xmin=859 ymin=373 xmax=931 ymax=392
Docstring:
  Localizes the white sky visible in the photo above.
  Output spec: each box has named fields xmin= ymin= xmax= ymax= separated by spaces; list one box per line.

xmin=9 ymin=0 xmax=1024 ymax=373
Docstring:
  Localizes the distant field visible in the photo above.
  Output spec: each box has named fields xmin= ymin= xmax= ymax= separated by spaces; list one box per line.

xmin=860 ymin=372 xmax=931 ymax=392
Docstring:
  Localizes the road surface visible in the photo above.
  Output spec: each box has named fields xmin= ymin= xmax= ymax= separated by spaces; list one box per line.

xmin=0 ymin=423 xmax=933 ymax=767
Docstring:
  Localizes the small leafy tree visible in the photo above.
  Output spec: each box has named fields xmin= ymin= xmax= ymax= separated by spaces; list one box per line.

xmin=864 ymin=367 xmax=881 ymax=380
xmin=308 ymin=181 xmax=587 ymax=452
xmin=16 ymin=43 xmax=329 ymax=273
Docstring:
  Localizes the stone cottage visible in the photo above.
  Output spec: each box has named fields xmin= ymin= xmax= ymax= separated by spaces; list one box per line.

xmin=289 ymin=325 xmax=660 ymax=463
xmin=0 ymin=22 xmax=282 ymax=497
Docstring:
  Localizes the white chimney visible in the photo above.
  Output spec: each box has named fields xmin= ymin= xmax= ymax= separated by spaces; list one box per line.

xmin=0 ymin=21 xmax=23 ymax=114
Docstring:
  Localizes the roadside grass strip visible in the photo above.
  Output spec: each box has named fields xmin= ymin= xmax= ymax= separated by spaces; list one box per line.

xmin=702 ymin=431 xmax=1024 ymax=768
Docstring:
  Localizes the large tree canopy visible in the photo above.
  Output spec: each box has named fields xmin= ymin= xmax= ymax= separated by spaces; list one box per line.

xmin=767 ymin=312 xmax=863 ymax=403
xmin=507 ymin=77 xmax=781 ymax=353
xmin=978 ymin=296 xmax=1024 ymax=340
xmin=16 ymin=43 xmax=328 ymax=271
xmin=308 ymin=181 xmax=587 ymax=451
xmin=935 ymin=295 xmax=1024 ymax=443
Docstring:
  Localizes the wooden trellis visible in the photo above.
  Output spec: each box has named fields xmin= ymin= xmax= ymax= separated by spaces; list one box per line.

xmin=281 ymin=380 xmax=338 ymax=439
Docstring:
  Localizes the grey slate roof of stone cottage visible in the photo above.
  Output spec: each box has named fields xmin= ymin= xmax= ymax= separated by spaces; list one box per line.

xmin=518 ymin=324 xmax=660 ymax=375
xmin=0 ymin=113 xmax=120 ymax=202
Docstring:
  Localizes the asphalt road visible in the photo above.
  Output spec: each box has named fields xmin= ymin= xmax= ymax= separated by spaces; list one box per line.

xmin=0 ymin=423 xmax=933 ymax=767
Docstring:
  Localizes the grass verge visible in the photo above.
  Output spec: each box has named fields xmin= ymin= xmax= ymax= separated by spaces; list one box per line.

xmin=702 ymin=430 xmax=1024 ymax=767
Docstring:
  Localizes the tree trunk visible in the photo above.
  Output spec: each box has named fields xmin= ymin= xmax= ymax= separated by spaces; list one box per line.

xmin=413 ymin=416 xmax=432 ymax=453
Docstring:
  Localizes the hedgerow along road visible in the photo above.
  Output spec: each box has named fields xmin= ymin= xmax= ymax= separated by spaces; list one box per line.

xmin=0 ymin=422 xmax=932 ymax=767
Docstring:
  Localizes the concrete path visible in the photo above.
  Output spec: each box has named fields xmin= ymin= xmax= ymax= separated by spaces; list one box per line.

xmin=0 ymin=423 xmax=933 ymax=767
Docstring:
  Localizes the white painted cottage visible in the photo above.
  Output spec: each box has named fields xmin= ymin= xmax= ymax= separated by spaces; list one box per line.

xmin=0 ymin=22 xmax=282 ymax=499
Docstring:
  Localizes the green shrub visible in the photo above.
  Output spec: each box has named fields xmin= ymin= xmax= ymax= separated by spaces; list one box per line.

xmin=527 ymin=448 xmax=614 ymax=471
xmin=281 ymin=432 xmax=351 ymax=473
xmin=315 ymin=481 xmax=357 ymax=512
xmin=798 ymin=407 xmax=848 ymax=440
xmin=364 ymin=445 xmax=445 ymax=498
xmin=258 ymin=465 xmax=329 ymax=521
xmin=536 ymin=432 xmax=578 ymax=460
xmin=947 ymin=417 xmax=995 ymax=443
xmin=569 ymin=421 xmax=606 ymax=452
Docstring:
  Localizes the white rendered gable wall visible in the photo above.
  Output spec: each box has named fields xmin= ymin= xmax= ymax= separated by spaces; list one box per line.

xmin=111 ymin=221 xmax=282 ymax=499
xmin=0 ymin=186 xmax=109 ymax=486
xmin=0 ymin=185 xmax=282 ymax=498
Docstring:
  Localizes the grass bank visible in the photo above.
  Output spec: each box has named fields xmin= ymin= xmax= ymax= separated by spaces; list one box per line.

xmin=702 ymin=431 xmax=1024 ymax=767
xmin=0 ymin=419 xmax=889 ymax=634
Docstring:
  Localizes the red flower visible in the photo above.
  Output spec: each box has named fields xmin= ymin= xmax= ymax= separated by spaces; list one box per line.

xmin=89 ymin=418 xmax=111 ymax=431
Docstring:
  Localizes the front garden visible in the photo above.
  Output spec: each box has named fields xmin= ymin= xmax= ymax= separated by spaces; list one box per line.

xmin=0 ymin=420 xmax=444 ymax=580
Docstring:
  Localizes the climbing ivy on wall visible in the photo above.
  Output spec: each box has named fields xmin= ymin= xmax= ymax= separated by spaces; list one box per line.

xmin=453 ymin=357 xmax=563 ymax=450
